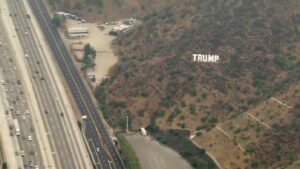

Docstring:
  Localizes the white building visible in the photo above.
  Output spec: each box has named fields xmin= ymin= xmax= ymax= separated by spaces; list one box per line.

xmin=67 ymin=27 xmax=89 ymax=38
xmin=140 ymin=128 xmax=147 ymax=136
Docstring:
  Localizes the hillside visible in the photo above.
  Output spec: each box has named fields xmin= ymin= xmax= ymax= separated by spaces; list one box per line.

xmin=46 ymin=0 xmax=300 ymax=168
xmin=44 ymin=0 xmax=179 ymax=21
xmin=94 ymin=0 xmax=300 ymax=168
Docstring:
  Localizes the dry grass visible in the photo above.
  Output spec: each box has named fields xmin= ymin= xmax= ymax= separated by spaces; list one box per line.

xmin=194 ymin=128 xmax=248 ymax=169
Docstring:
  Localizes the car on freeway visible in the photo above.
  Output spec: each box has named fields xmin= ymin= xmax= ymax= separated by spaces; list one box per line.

xmin=28 ymin=135 xmax=32 ymax=141
xmin=19 ymin=150 xmax=25 ymax=156
xmin=29 ymin=160 xmax=34 ymax=167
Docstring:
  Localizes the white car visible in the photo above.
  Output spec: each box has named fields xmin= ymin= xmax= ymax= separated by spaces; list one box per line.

xmin=28 ymin=135 xmax=32 ymax=141
xmin=22 ymin=115 xmax=26 ymax=120
xmin=19 ymin=150 xmax=25 ymax=156
xmin=30 ymin=160 xmax=34 ymax=167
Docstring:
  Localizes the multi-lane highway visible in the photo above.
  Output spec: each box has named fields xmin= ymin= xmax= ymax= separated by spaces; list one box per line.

xmin=4 ymin=0 xmax=93 ymax=168
xmin=28 ymin=0 xmax=126 ymax=169
xmin=0 ymin=14 xmax=44 ymax=169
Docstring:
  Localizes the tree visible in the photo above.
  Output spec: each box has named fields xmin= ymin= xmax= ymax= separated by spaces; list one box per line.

xmin=81 ymin=43 xmax=96 ymax=68
xmin=52 ymin=14 xmax=65 ymax=27
xmin=84 ymin=43 xmax=96 ymax=59
xmin=2 ymin=162 xmax=8 ymax=169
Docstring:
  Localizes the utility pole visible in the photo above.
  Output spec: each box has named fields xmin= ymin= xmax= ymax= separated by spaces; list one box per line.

xmin=126 ymin=115 xmax=129 ymax=133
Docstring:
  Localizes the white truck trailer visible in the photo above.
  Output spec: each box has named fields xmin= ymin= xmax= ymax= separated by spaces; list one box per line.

xmin=13 ymin=119 xmax=20 ymax=136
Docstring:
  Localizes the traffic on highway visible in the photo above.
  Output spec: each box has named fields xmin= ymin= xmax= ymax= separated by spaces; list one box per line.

xmin=0 ymin=20 xmax=44 ymax=169
xmin=0 ymin=0 xmax=93 ymax=168
xmin=0 ymin=0 xmax=126 ymax=168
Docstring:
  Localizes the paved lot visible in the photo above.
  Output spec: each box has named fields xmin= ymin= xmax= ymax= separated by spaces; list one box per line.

xmin=126 ymin=135 xmax=192 ymax=169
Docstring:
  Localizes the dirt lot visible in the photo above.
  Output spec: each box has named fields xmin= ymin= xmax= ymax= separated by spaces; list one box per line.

xmin=126 ymin=134 xmax=192 ymax=169
xmin=60 ymin=19 xmax=118 ymax=85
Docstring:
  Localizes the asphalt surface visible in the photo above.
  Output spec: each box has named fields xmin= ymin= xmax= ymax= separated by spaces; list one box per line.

xmin=28 ymin=0 xmax=126 ymax=169
xmin=0 ymin=15 xmax=43 ymax=169
xmin=6 ymin=0 xmax=92 ymax=168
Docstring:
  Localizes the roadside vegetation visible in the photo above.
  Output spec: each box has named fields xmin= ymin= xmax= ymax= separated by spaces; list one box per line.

xmin=2 ymin=162 xmax=7 ymax=169
xmin=116 ymin=134 xmax=142 ymax=169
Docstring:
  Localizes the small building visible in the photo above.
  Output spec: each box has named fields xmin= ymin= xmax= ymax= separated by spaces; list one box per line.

xmin=67 ymin=27 xmax=89 ymax=38
xmin=140 ymin=128 xmax=147 ymax=136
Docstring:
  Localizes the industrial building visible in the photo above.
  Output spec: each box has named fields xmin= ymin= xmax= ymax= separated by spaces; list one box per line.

xmin=67 ymin=27 xmax=89 ymax=38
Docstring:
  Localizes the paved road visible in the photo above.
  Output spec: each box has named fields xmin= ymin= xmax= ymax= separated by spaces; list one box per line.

xmin=28 ymin=0 xmax=126 ymax=169
xmin=0 ymin=17 xmax=44 ymax=169
xmin=5 ymin=0 xmax=92 ymax=168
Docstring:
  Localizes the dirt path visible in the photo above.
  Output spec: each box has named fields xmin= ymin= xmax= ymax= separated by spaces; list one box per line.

xmin=271 ymin=97 xmax=293 ymax=109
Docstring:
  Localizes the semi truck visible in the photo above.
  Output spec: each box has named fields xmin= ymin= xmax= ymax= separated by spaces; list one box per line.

xmin=13 ymin=119 xmax=20 ymax=136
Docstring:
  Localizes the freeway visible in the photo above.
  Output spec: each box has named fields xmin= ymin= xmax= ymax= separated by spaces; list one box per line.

xmin=28 ymin=0 xmax=126 ymax=169
xmin=0 ymin=15 xmax=44 ymax=168
xmin=5 ymin=0 xmax=93 ymax=168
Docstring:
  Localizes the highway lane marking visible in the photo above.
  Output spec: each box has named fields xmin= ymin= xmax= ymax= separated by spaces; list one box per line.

xmin=108 ymin=160 xmax=113 ymax=169
xmin=88 ymin=139 xmax=103 ymax=169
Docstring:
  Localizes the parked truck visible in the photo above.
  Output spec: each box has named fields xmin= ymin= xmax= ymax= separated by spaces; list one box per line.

xmin=13 ymin=119 xmax=20 ymax=136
